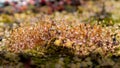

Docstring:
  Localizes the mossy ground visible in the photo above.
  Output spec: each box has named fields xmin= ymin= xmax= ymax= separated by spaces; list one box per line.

xmin=0 ymin=1 xmax=120 ymax=68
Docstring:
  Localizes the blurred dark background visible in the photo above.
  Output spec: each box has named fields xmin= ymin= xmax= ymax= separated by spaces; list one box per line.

xmin=0 ymin=0 xmax=87 ymax=14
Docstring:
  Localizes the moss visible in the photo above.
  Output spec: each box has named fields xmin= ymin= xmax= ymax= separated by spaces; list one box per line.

xmin=1 ymin=1 xmax=120 ymax=67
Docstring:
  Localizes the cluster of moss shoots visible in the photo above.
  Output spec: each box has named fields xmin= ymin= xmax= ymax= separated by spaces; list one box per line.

xmin=1 ymin=2 xmax=120 ymax=67
xmin=4 ymin=16 xmax=119 ymax=55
